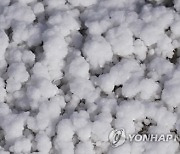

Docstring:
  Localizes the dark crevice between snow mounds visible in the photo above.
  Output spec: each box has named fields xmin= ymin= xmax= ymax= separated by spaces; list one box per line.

xmin=29 ymin=42 xmax=44 ymax=62
xmin=145 ymin=0 xmax=174 ymax=7
xmin=78 ymin=15 xmax=88 ymax=58
xmin=169 ymin=48 xmax=179 ymax=64
xmin=5 ymin=27 xmax=13 ymax=42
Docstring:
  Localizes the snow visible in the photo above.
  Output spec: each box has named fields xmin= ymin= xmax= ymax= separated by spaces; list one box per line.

xmin=147 ymin=56 xmax=174 ymax=81
xmin=33 ymin=2 xmax=44 ymax=15
xmin=140 ymin=23 xmax=164 ymax=46
xmin=0 ymin=30 xmax=9 ymax=61
xmin=106 ymin=26 xmax=134 ymax=57
xmin=162 ymin=68 xmax=180 ymax=109
xmin=75 ymin=141 xmax=95 ymax=154
xmin=1 ymin=113 xmax=28 ymax=145
xmin=65 ymin=56 xmax=90 ymax=79
xmin=35 ymin=133 xmax=52 ymax=153
xmin=92 ymin=120 xmax=112 ymax=142
xmin=174 ymin=0 xmax=180 ymax=12
xmin=97 ymin=59 xmax=143 ymax=94
xmin=56 ymin=119 xmax=75 ymax=142
xmin=83 ymin=36 xmax=113 ymax=69
xmin=1 ymin=3 xmax=35 ymax=29
xmin=171 ymin=21 xmax=180 ymax=38
xmin=9 ymin=137 xmax=31 ymax=153
xmin=70 ymin=78 xmax=99 ymax=102
xmin=68 ymin=0 xmax=97 ymax=7
xmin=134 ymin=39 xmax=147 ymax=60
xmin=122 ymin=78 xmax=159 ymax=100
xmin=0 ymin=0 xmax=180 ymax=154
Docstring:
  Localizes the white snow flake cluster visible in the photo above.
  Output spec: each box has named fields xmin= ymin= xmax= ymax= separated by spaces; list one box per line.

xmin=0 ymin=0 xmax=180 ymax=154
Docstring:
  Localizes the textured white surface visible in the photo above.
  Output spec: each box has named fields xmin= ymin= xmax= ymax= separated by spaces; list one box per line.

xmin=0 ymin=0 xmax=180 ymax=154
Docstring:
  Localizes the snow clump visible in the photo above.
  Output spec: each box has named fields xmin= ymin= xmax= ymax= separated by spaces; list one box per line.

xmin=0 ymin=0 xmax=180 ymax=154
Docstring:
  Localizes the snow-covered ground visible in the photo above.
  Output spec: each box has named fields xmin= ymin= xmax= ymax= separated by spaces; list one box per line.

xmin=0 ymin=0 xmax=180 ymax=153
